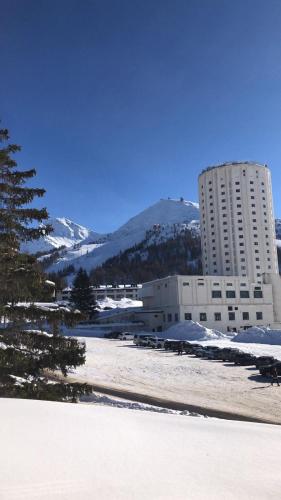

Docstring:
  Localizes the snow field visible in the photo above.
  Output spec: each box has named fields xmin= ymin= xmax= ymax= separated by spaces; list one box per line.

xmin=1 ymin=398 xmax=281 ymax=500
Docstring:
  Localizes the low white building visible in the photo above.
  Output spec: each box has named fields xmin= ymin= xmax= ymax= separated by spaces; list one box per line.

xmin=139 ymin=273 xmax=281 ymax=333
xmin=57 ymin=284 xmax=142 ymax=302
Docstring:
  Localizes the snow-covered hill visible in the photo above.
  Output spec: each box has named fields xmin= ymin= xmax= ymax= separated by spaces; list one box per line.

xmin=21 ymin=217 xmax=102 ymax=254
xmin=46 ymin=199 xmax=200 ymax=273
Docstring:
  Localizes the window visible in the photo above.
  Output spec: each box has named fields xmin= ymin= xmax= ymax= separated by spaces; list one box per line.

xmin=256 ymin=312 xmax=263 ymax=320
xmin=240 ymin=290 xmax=250 ymax=298
xmin=228 ymin=312 xmax=235 ymax=320
xmin=185 ymin=313 xmax=192 ymax=321
xmin=183 ymin=282 xmax=190 ymax=286
xmin=167 ymin=313 xmax=172 ymax=322
xmin=214 ymin=312 xmax=221 ymax=321
xmin=212 ymin=290 xmax=222 ymax=298
xmin=200 ymin=313 xmax=207 ymax=321
xmin=243 ymin=312 xmax=249 ymax=320
xmin=226 ymin=290 xmax=236 ymax=298
xmin=175 ymin=313 xmax=179 ymax=322
xmin=254 ymin=290 xmax=263 ymax=298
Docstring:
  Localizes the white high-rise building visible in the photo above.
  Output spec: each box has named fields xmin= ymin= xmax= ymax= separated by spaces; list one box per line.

xmin=198 ymin=162 xmax=278 ymax=283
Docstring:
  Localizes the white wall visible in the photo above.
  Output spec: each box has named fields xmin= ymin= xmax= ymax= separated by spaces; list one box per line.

xmin=140 ymin=275 xmax=278 ymax=332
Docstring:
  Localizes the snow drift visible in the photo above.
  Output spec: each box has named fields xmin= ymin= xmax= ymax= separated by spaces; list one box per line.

xmin=233 ymin=326 xmax=281 ymax=345
xmin=97 ymin=297 xmax=143 ymax=310
xmin=1 ymin=398 xmax=281 ymax=500
xmin=160 ymin=321 xmax=225 ymax=341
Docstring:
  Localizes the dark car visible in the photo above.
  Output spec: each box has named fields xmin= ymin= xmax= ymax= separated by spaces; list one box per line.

xmin=183 ymin=343 xmax=201 ymax=354
xmin=201 ymin=346 xmax=222 ymax=359
xmin=259 ymin=361 xmax=281 ymax=376
xmin=255 ymin=356 xmax=277 ymax=369
xmin=164 ymin=339 xmax=183 ymax=351
xmin=193 ymin=346 xmax=208 ymax=358
xmin=233 ymin=352 xmax=257 ymax=366
xmin=216 ymin=348 xmax=242 ymax=362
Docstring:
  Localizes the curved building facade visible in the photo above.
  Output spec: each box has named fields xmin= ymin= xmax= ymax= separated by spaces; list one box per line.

xmin=198 ymin=162 xmax=278 ymax=283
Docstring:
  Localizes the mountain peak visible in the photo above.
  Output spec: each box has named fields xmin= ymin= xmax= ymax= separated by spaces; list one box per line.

xmin=21 ymin=217 xmax=102 ymax=254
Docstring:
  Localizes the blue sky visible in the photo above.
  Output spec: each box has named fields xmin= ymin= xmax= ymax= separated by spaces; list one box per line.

xmin=1 ymin=0 xmax=281 ymax=232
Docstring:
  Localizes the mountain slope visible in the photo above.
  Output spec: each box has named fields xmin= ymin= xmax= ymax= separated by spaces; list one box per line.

xmin=90 ymin=226 xmax=202 ymax=284
xmin=21 ymin=217 xmax=102 ymax=254
xmin=46 ymin=199 xmax=200 ymax=273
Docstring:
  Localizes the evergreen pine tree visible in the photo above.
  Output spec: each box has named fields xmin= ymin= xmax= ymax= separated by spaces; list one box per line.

xmin=71 ymin=268 xmax=97 ymax=318
xmin=0 ymin=127 xmax=91 ymax=402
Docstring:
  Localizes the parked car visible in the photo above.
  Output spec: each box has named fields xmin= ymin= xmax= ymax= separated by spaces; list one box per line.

xmin=233 ymin=352 xmax=257 ymax=366
xmin=183 ymin=342 xmax=201 ymax=354
xmin=259 ymin=361 xmax=281 ymax=376
xmin=216 ymin=348 xmax=242 ymax=362
xmin=119 ymin=332 xmax=134 ymax=340
xmin=255 ymin=356 xmax=277 ymax=369
xmin=134 ymin=334 xmax=155 ymax=347
xmin=193 ymin=346 xmax=208 ymax=358
xmin=200 ymin=346 xmax=222 ymax=359
xmin=163 ymin=339 xmax=178 ymax=351
xmin=147 ymin=337 xmax=166 ymax=349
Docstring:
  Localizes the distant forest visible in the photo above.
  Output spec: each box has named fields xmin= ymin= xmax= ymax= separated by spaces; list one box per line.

xmin=89 ymin=231 xmax=202 ymax=285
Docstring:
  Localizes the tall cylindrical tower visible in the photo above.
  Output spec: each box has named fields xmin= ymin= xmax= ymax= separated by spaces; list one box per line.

xmin=198 ymin=162 xmax=278 ymax=283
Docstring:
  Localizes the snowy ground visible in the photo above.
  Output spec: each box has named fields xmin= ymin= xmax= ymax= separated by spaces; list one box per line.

xmin=1 ymin=398 xmax=281 ymax=500
xmin=69 ymin=338 xmax=281 ymax=424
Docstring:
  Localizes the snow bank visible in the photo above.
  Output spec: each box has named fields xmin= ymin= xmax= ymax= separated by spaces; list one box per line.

xmin=160 ymin=321 xmax=225 ymax=341
xmin=1 ymin=398 xmax=281 ymax=500
xmin=233 ymin=326 xmax=281 ymax=345
xmin=97 ymin=297 xmax=143 ymax=310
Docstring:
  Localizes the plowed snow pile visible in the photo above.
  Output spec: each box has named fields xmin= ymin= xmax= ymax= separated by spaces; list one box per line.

xmin=160 ymin=320 xmax=226 ymax=341
xmin=233 ymin=326 xmax=281 ymax=345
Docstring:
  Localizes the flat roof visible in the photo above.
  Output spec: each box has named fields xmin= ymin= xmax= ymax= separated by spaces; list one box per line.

xmin=199 ymin=161 xmax=268 ymax=176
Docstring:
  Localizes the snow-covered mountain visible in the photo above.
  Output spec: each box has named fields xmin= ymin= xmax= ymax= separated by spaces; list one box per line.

xmin=21 ymin=217 xmax=102 ymax=254
xmin=45 ymin=199 xmax=200 ymax=273
xmin=28 ymin=200 xmax=281 ymax=278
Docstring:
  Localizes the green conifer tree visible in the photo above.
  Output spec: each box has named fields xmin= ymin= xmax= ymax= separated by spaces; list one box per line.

xmin=71 ymin=268 xmax=97 ymax=318
xmin=0 ymin=127 xmax=91 ymax=401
